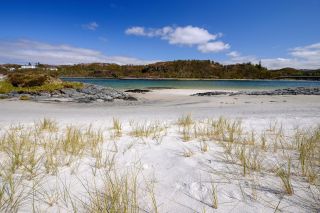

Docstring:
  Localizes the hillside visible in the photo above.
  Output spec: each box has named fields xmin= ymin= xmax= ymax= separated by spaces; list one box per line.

xmin=1 ymin=60 xmax=320 ymax=80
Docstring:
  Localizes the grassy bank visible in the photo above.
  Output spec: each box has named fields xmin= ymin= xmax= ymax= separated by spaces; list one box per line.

xmin=0 ymin=81 xmax=83 ymax=94
xmin=0 ymin=73 xmax=83 ymax=94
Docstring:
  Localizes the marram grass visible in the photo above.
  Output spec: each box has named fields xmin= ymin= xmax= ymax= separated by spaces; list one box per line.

xmin=0 ymin=118 xmax=319 ymax=212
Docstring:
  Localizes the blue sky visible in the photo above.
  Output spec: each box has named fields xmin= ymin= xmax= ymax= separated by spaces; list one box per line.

xmin=0 ymin=0 xmax=319 ymax=68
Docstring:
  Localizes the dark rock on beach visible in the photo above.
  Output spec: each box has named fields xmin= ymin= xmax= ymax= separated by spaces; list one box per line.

xmin=192 ymin=87 xmax=320 ymax=96
xmin=5 ymin=84 xmax=137 ymax=103
xmin=192 ymin=91 xmax=231 ymax=96
xmin=0 ymin=94 xmax=9 ymax=99
xmin=125 ymin=89 xmax=151 ymax=93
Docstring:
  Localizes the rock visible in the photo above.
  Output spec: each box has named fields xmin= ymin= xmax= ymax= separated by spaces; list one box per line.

xmin=7 ymin=91 xmax=19 ymax=97
xmin=101 ymin=95 xmax=114 ymax=102
xmin=191 ymin=91 xmax=233 ymax=96
xmin=76 ymin=96 xmax=96 ymax=103
xmin=125 ymin=89 xmax=151 ymax=93
xmin=124 ymin=96 xmax=138 ymax=101
xmin=0 ymin=94 xmax=9 ymax=99
xmin=60 ymin=88 xmax=77 ymax=96
xmin=27 ymin=84 xmax=137 ymax=103
xmin=96 ymin=99 xmax=104 ymax=103
xmin=0 ymin=83 xmax=136 ymax=103
xmin=192 ymin=87 xmax=320 ymax=96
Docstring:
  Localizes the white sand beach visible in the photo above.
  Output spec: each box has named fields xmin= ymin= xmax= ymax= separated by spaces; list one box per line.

xmin=1 ymin=89 xmax=320 ymax=125
xmin=0 ymin=90 xmax=319 ymax=212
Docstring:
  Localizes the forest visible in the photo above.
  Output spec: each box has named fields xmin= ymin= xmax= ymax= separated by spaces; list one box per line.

xmin=1 ymin=60 xmax=320 ymax=80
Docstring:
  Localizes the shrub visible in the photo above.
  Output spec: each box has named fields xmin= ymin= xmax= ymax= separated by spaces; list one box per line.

xmin=0 ymin=78 xmax=83 ymax=94
xmin=19 ymin=95 xmax=31 ymax=100
xmin=0 ymin=81 xmax=15 ymax=94
xmin=8 ymin=72 xmax=50 ymax=87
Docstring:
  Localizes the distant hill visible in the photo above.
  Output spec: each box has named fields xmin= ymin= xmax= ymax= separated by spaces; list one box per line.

xmin=1 ymin=60 xmax=320 ymax=80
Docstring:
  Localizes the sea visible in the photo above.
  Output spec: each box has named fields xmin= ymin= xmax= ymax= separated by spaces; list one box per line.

xmin=62 ymin=78 xmax=320 ymax=90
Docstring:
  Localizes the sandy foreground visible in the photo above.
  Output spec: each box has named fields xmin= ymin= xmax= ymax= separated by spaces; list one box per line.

xmin=1 ymin=89 xmax=320 ymax=125
xmin=0 ymin=89 xmax=319 ymax=212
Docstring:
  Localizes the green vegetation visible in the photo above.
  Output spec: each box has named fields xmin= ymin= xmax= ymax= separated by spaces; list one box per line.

xmin=0 ymin=81 xmax=16 ymax=93
xmin=19 ymin=95 xmax=31 ymax=101
xmin=56 ymin=61 xmax=276 ymax=79
xmin=8 ymin=72 xmax=51 ymax=87
xmin=2 ymin=60 xmax=320 ymax=80
xmin=0 ymin=72 xmax=83 ymax=94
xmin=55 ymin=61 xmax=320 ymax=79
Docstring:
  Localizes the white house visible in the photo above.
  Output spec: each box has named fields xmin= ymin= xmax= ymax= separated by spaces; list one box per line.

xmin=21 ymin=64 xmax=36 ymax=69
xmin=46 ymin=67 xmax=58 ymax=71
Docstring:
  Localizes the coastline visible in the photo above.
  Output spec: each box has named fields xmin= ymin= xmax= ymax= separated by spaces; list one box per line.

xmin=61 ymin=76 xmax=320 ymax=82
xmin=1 ymin=89 xmax=319 ymax=120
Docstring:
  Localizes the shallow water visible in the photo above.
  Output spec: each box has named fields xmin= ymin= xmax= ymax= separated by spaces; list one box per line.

xmin=62 ymin=78 xmax=320 ymax=90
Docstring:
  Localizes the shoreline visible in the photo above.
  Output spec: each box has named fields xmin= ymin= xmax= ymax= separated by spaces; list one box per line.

xmin=1 ymin=86 xmax=320 ymax=104
xmin=60 ymin=76 xmax=320 ymax=82
xmin=1 ymin=90 xmax=320 ymax=122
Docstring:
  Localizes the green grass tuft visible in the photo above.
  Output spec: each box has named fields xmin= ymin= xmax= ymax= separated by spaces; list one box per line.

xmin=0 ymin=80 xmax=83 ymax=94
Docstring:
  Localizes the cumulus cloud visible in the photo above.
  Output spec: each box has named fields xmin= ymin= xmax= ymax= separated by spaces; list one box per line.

xmin=125 ymin=27 xmax=146 ymax=36
xmin=82 ymin=22 xmax=99 ymax=31
xmin=227 ymin=51 xmax=240 ymax=57
xmin=226 ymin=42 xmax=320 ymax=69
xmin=198 ymin=41 xmax=230 ymax=53
xmin=164 ymin=26 xmax=216 ymax=45
xmin=0 ymin=39 xmax=156 ymax=65
xmin=125 ymin=25 xmax=229 ymax=53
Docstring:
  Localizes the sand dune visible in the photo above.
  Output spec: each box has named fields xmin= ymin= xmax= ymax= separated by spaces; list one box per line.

xmin=0 ymin=89 xmax=319 ymax=212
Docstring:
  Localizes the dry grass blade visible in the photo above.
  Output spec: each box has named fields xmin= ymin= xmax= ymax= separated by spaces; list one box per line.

xmin=112 ymin=118 xmax=122 ymax=138
xmin=37 ymin=118 xmax=58 ymax=132
xmin=276 ymin=159 xmax=294 ymax=195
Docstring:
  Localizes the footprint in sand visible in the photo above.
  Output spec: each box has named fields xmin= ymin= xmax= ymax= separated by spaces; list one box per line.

xmin=189 ymin=182 xmax=209 ymax=200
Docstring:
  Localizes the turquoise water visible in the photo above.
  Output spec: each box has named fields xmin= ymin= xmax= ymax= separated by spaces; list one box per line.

xmin=62 ymin=78 xmax=320 ymax=90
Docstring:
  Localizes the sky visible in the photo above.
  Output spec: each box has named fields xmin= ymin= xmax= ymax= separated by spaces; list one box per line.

xmin=0 ymin=0 xmax=319 ymax=69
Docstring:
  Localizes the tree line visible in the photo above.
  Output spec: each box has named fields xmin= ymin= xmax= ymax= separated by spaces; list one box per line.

xmin=1 ymin=60 xmax=320 ymax=80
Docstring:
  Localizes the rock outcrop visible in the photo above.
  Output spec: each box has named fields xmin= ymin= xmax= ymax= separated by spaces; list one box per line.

xmin=192 ymin=87 xmax=320 ymax=96
xmin=6 ymin=84 xmax=137 ymax=103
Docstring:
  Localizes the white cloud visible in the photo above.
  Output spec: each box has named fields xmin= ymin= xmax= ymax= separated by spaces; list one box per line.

xmin=263 ymin=43 xmax=320 ymax=69
xmin=165 ymin=26 xmax=216 ymax=45
xmin=125 ymin=27 xmax=146 ymax=36
xmin=82 ymin=22 xmax=99 ymax=31
xmin=226 ymin=42 xmax=320 ymax=69
xmin=125 ymin=25 xmax=229 ymax=53
xmin=198 ymin=41 xmax=230 ymax=53
xmin=290 ymin=43 xmax=320 ymax=60
xmin=0 ymin=39 xmax=156 ymax=65
xmin=227 ymin=51 xmax=240 ymax=57
xmin=226 ymin=52 xmax=258 ymax=64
